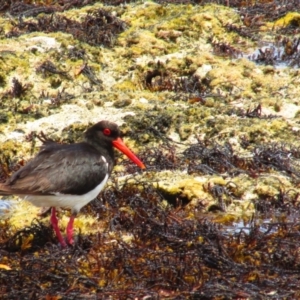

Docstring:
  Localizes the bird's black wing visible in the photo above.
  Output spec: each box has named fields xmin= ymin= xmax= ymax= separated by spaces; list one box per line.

xmin=5 ymin=143 xmax=111 ymax=195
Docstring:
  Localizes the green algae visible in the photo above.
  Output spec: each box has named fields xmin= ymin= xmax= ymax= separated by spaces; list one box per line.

xmin=273 ymin=12 xmax=300 ymax=28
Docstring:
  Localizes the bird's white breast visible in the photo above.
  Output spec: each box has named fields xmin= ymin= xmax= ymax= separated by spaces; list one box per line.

xmin=22 ymin=156 xmax=109 ymax=214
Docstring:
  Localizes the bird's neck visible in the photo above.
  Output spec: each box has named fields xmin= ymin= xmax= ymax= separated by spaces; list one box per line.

xmin=83 ymin=137 xmax=115 ymax=171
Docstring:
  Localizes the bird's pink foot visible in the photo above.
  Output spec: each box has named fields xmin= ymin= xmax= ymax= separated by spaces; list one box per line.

xmin=50 ymin=207 xmax=67 ymax=248
xmin=66 ymin=215 xmax=75 ymax=245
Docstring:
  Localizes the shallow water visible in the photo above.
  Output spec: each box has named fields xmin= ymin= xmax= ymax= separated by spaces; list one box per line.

xmin=0 ymin=199 xmax=18 ymax=217
xmin=222 ymin=211 xmax=300 ymax=236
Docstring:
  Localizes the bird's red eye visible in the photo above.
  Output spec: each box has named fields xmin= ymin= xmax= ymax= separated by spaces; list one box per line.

xmin=103 ymin=128 xmax=111 ymax=136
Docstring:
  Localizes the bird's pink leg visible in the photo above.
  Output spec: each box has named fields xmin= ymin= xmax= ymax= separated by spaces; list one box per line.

xmin=50 ymin=207 xmax=67 ymax=248
xmin=66 ymin=214 xmax=76 ymax=245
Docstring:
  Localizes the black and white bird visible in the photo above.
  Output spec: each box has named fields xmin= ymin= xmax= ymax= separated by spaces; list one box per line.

xmin=0 ymin=120 xmax=145 ymax=247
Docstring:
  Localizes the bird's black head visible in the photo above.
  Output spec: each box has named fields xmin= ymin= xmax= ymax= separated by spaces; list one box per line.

xmin=85 ymin=120 xmax=145 ymax=169
xmin=84 ymin=120 xmax=121 ymax=146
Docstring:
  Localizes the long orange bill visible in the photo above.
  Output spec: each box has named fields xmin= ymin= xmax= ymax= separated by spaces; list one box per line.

xmin=112 ymin=137 xmax=145 ymax=169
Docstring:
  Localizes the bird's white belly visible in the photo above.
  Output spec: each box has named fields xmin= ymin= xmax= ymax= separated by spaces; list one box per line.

xmin=22 ymin=174 xmax=109 ymax=213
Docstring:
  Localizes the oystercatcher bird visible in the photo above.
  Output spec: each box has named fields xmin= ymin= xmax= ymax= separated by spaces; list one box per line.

xmin=0 ymin=120 xmax=145 ymax=247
